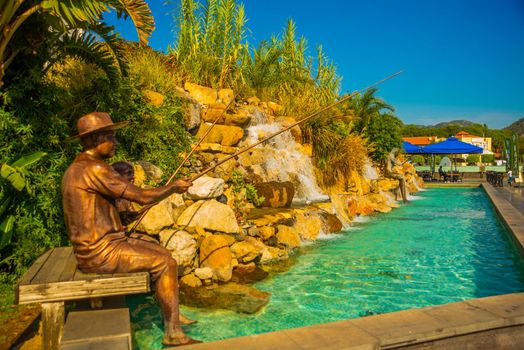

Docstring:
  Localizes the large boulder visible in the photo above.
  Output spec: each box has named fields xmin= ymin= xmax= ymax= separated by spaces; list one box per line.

xmin=180 ymin=274 xmax=202 ymax=288
xmin=136 ymin=160 xmax=163 ymax=184
xmin=276 ymin=225 xmax=301 ymax=249
xmin=254 ymin=182 xmax=295 ymax=208
xmin=177 ymin=200 xmax=240 ymax=234
xmin=159 ymin=229 xmax=197 ymax=275
xmin=225 ymin=114 xmax=251 ymax=127
xmin=218 ymin=88 xmax=234 ymax=105
xmin=232 ymin=263 xmax=268 ymax=284
xmin=318 ymin=211 xmax=343 ymax=233
xmin=199 ymin=235 xmax=233 ymax=282
xmin=138 ymin=193 xmax=186 ymax=234
xmin=260 ymin=246 xmax=288 ymax=264
xmin=201 ymin=104 xmax=226 ymax=123
xmin=197 ymin=143 xmax=237 ymax=154
xmin=179 ymin=282 xmax=270 ymax=314
xmin=184 ymin=103 xmax=201 ymax=131
xmin=293 ymin=213 xmax=322 ymax=241
xmin=186 ymin=176 xmax=225 ymax=200
xmin=230 ymin=240 xmax=263 ymax=263
xmin=196 ymin=123 xmax=245 ymax=146
xmin=184 ymin=82 xmax=217 ymax=105
xmin=143 ymin=90 xmax=164 ymax=106
xmin=258 ymin=226 xmax=275 ymax=240
xmin=194 ymin=267 xmax=213 ymax=280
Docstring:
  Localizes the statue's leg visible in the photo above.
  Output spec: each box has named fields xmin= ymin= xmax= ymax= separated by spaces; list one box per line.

xmin=108 ymin=239 xmax=200 ymax=345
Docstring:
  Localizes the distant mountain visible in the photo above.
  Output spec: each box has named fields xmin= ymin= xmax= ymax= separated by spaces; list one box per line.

xmin=504 ymin=117 xmax=524 ymax=136
xmin=432 ymin=120 xmax=475 ymax=128
xmin=404 ymin=120 xmax=476 ymax=129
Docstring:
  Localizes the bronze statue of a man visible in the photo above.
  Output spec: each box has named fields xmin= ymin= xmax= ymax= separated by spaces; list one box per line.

xmin=62 ymin=112 xmax=200 ymax=346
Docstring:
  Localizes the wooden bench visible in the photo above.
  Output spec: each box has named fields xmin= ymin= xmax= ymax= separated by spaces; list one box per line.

xmin=16 ymin=246 xmax=150 ymax=350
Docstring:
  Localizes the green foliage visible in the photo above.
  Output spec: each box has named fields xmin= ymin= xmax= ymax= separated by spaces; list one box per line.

xmin=362 ymin=112 xmax=403 ymax=163
xmin=231 ymin=170 xmax=264 ymax=207
xmin=170 ymin=0 xmax=248 ymax=88
xmin=0 ymin=152 xmax=47 ymax=251
xmin=0 ymin=0 xmax=154 ymax=86
xmin=466 ymin=154 xmax=480 ymax=165
xmin=482 ymin=154 xmax=495 ymax=164
xmin=411 ymin=155 xmax=425 ymax=165
xmin=230 ymin=170 xmax=264 ymax=222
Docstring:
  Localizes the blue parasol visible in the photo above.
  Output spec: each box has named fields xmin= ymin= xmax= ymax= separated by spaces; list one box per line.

xmin=422 ymin=137 xmax=483 ymax=154
xmin=402 ymin=141 xmax=426 ymax=154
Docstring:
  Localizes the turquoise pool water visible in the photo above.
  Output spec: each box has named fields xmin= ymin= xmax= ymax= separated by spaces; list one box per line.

xmin=129 ymin=188 xmax=524 ymax=349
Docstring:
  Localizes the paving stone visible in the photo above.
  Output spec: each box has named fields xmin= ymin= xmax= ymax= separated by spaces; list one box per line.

xmin=465 ymin=293 xmax=524 ymax=326
xmin=176 ymin=331 xmax=301 ymax=350
xmin=348 ymin=308 xmax=444 ymax=347
xmin=420 ymin=300 xmax=505 ymax=335
xmin=284 ymin=320 xmax=378 ymax=350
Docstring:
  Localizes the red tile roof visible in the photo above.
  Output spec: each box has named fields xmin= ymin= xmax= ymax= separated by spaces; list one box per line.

xmin=403 ymin=136 xmax=434 ymax=146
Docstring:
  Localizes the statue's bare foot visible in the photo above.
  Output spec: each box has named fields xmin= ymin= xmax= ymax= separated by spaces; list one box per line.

xmin=179 ymin=313 xmax=197 ymax=325
xmin=162 ymin=333 xmax=202 ymax=346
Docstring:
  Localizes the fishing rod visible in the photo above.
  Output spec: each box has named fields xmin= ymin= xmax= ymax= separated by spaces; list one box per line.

xmin=128 ymin=93 xmax=239 ymax=234
xmin=129 ymin=70 xmax=402 ymax=233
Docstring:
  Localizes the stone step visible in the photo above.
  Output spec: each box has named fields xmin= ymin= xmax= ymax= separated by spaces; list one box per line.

xmin=60 ymin=307 xmax=131 ymax=350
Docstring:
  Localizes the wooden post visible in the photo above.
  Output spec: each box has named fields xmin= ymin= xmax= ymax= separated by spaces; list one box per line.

xmin=42 ymin=302 xmax=65 ymax=350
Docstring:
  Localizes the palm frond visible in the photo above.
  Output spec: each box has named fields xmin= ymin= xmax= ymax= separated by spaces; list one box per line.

xmin=41 ymin=0 xmax=109 ymax=25
xmin=113 ymin=0 xmax=155 ymax=45
xmin=52 ymin=29 xmax=122 ymax=81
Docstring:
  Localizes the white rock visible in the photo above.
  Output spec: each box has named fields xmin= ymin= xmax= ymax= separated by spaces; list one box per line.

xmin=159 ymin=229 xmax=197 ymax=275
xmin=194 ymin=267 xmax=213 ymax=280
xmin=138 ymin=193 xmax=186 ymax=234
xmin=186 ymin=176 xmax=225 ymax=200
xmin=177 ymin=199 xmax=240 ymax=234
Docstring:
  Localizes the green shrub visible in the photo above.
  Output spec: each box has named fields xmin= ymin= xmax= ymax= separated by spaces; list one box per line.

xmin=411 ymin=155 xmax=425 ymax=165
xmin=466 ymin=154 xmax=480 ymax=165
xmin=482 ymin=154 xmax=494 ymax=164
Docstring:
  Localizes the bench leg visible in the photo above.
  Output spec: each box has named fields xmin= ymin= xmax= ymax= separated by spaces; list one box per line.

xmin=42 ymin=301 xmax=65 ymax=350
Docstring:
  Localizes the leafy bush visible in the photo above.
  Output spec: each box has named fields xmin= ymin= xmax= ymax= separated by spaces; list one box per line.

xmin=411 ymin=155 xmax=425 ymax=165
xmin=482 ymin=154 xmax=494 ymax=164
xmin=466 ymin=154 xmax=480 ymax=165
xmin=230 ymin=170 xmax=264 ymax=222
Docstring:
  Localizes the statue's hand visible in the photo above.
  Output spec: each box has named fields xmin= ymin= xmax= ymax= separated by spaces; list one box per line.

xmin=172 ymin=179 xmax=193 ymax=193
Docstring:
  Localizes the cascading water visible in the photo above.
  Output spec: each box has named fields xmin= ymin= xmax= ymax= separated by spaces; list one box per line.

xmin=238 ymin=111 xmax=329 ymax=205
xmin=363 ymin=161 xmax=379 ymax=181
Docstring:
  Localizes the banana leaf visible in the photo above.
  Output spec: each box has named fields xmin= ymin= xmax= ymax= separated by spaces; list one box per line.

xmin=0 ymin=164 xmax=26 ymax=191
xmin=0 ymin=215 xmax=15 ymax=250
xmin=11 ymin=151 xmax=47 ymax=168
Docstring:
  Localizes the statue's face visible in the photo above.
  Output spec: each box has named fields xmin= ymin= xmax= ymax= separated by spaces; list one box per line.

xmin=96 ymin=131 xmax=117 ymax=158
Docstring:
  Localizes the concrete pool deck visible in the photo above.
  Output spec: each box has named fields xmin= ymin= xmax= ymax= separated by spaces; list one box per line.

xmin=173 ymin=182 xmax=524 ymax=350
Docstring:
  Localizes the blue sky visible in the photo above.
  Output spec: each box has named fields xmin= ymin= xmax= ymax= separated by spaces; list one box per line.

xmin=106 ymin=0 xmax=524 ymax=129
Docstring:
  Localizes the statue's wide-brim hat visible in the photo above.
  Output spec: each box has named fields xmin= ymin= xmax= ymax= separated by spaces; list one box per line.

xmin=67 ymin=112 xmax=129 ymax=141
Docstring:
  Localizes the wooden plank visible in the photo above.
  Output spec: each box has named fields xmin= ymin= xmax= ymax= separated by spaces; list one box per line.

xmin=18 ymin=273 xmax=150 ymax=304
xmin=59 ymin=251 xmax=79 ymax=282
xmin=32 ymin=247 xmax=73 ymax=284
xmin=42 ymin=302 xmax=65 ymax=350
xmin=18 ymin=249 xmax=54 ymax=286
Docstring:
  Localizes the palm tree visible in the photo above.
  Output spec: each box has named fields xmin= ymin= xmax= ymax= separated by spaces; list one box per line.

xmin=346 ymin=87 xmax=394 ymax=131
xmin=0 ymin=0 xmax=155 ymax=87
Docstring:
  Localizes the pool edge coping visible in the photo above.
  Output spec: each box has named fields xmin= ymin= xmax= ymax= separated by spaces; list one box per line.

xmin=172 ymin=183 xmax=524 ymax=350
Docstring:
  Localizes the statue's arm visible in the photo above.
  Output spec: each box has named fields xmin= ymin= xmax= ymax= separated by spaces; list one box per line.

xmin=89 ymin=163 xmax=191 ymax=206
xmin=122 ymin=182 xmax=182 ymax=205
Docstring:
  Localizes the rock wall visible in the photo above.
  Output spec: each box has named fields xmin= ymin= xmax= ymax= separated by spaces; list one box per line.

xmin=134 ymin=83 xmax=424 ymax=313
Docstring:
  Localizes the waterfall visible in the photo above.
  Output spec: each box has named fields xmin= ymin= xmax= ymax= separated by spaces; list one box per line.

xmin=363 ymin=161 xmax=379 ymax=180
xmin=238 ymin=111 xmax=329 ymax=205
